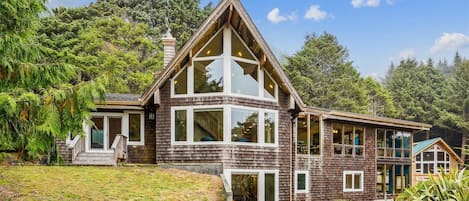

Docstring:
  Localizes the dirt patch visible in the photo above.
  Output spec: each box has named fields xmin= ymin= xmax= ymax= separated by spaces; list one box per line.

xmin=0 ymin=185 xmax=20 ymax=201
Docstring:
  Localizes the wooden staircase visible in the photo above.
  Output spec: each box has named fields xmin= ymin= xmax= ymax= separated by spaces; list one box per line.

xmin=60 ymin=134 xmax=128 ymax=166
xmin=73 ymin=152 xmax=115 ymax=166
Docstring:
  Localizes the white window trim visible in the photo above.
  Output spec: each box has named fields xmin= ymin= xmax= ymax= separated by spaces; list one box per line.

xmin=170 ymin=26 xmax=278 ymax=102
xmin=84 ymin=112 xmax=124 ymax=153
xmin=415 ymin=148 xmax=451 ymax=174
xmin=295 ymin=170 xmax=309 ymax=193
xmin=170 ymin=104 xmax=279 ymax=147
xmin=224 ymin=169 xmax=279 ymax=201
xmin=343 ymin=171 xmax=364 ymax=192
xmin=125 ymin=111 xmax=145 ymax=146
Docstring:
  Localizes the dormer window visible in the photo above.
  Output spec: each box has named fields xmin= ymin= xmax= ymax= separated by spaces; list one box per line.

xmin=171 ymin=26 xmax=278 ymax=101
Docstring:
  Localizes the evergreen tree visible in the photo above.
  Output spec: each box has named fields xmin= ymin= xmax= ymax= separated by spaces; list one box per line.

xmin=0 ymin=0 xmax=104 ymax=160
xmin=284 ymin=33 xmax=369 ymax=113
xmin=385 ymin=59 xmax=445 ymax=124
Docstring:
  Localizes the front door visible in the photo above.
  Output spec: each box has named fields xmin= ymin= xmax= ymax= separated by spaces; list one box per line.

xmin=88 ymin=114 xmax=123 ymax=152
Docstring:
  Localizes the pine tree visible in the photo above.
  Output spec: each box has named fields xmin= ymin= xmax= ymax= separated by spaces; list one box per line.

xmin=0 ymin=0 xmax=104 ymax=160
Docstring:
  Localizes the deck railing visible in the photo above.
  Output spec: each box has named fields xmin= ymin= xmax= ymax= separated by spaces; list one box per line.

xmin=68 ymin=135 xmax=84 ymax=162
xmin=111 ymin=134 xmax=128 ymax=166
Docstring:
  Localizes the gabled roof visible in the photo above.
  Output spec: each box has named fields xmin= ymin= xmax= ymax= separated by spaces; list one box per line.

xmin=413 ymin=137 xmax=463 ymax=163
xmin=140 ymin=0 xmax=305 ymax=108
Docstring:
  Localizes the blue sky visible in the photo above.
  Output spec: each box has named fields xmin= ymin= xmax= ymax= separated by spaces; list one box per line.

xmin=47 ymin=0 xmax=469 ymax=79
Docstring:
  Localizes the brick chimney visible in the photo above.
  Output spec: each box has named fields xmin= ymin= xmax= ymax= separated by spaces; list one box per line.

xmin=162 ymin=31 xmax=176 ymax=68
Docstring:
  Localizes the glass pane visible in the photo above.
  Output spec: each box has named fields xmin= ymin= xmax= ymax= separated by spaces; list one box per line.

xmin=129 ymin=114 xmax=141 ymax=142
xmin=91 ymin=117 xmax=104 ymax=149
xmin=423 ymin=164 xmax=429 ymax=174
xmin=395 ymin=131 xmax=403 ymax=150
xmin=174 ymin=67 xmax=187 ymax=94
xmin=232 ymin=174 xmax=258 ymax=201
xmin=416 ymin=163 xmax=421 ymax=170
xmin=334 ymin=145 xmax=343 ymax=155
xmin=265 ymin=174 xmax=275 ymax=201
xmin=386 ymin=165 xmax=393 ymax=195
xmin=297 ymin=117 xmax=308 ymax=154
xmin=403 ymin=150 xmax=410 ymax=158
xmin=377 ymin=129 xmax=385 ymax=148
xmin=108 ymin=117 xmax=122 ymax=148
xmin=333 ymin=124 xmax=343 ymax=144
xmin=232 ymin=108 xmax=258 ymax=143
xmin=297 ymin=173 xmax=306 ymax=190
xmin=395 ymin=165 xmax=403 ymax=193
xmin=310 ymin=118 xmax=320 ymax=155
xmin=231 ymin=30 xmax=255 ymax=60
xmin=344 ymin=126 xmax=354 ymax=145
xmin=194 ymin=109 xmax=223 ymax=142
xmin=355 ymin=146 xmax=364 ymax=156
xmin=264 ymin=112 xmax=275 ymax=144
xmin=264 ymin=71 xmax=276 ymax=99
xmin=231 ymin=60 xmax=258 ymax=96
xmin=437 ymin=152 xmax=445 ymax=161
xmin=345 ymin=174 xmax=353 ymax=189
xmin=354 ymin=174 xmax=361 ymax=190
xmin=345 ymin=146 xmax=353 ymax=156
xmin=423 ymin=152 xmax=434 ymax=161
xmin=377 ymin=148 xmax=385 ymax=157
xmin=416 ymin=154 xmax=421 ymax=161
xmin=194 ymin=59 xmax=224 ymax=93
xmin=175 ymin=110 xmax=187 ymax=141
xmin=355 ymin=127 xmax=364 ymax=146
xmin=404 ymin=165 xmax=410 ymax=188
xmin=376 ymin=165 xmax=385 ymax=197
xmin=197 ymin=30 xmax=223 ymax=58
xmin=403 ymin=132 xmax=411 ymax=149
xmin=386 ymin=130 xmax=394 ymax=148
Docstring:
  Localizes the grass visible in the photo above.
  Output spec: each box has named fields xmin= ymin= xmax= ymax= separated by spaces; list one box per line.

xmin=0 ymin=166 xmax=224 ymax=201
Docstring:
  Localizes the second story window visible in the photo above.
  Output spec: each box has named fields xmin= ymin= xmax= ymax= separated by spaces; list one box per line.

xmin=415 ymin=145 xmax=451 ymax=174
xmin=333 ymin=124 xmax=364 ymax=157
xmin=170 ymin=26 xmax=278 ymax=101
xmin=296 ymin=115 xmax=320 ymax=155
xmin=376 ymin=129 xmax=411 ymax=158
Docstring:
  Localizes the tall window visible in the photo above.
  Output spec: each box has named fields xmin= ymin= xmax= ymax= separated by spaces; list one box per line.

xmin=415 ymin=145 xmax=451 ymax=174
xmin=128 ymin=113 xmax=144 ymax=145
xmin=296 ymin=115 xmax=320 ymax=155
xmin=227 ymin=170 xmax=278 ymax=201
xmin=343 ymin=171 xmax=363 ymax=192
xmin=376 ymin=129 xmax=411 ymax=158
xmin=172 ymin=105 xmax=277 ymax=146
xmin=171 ymin=26 xmax=278 ymax=101
xmin=333 ymin=124 xmax=364 ymax=157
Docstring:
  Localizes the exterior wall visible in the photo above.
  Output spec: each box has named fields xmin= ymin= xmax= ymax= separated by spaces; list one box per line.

xmin=294 ymin=121 xmax=376 ymax=201
xmin=127 ymin=109 xmax=156 ymax=163
xmin=154 ymin=79 xmax=293 ymax=200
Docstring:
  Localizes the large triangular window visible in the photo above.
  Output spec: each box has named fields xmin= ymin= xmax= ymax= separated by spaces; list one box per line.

xmin=231 ymin=30 xmax=256 ymax=61
xmin=196 ymin=30 xmax=223 ymax=58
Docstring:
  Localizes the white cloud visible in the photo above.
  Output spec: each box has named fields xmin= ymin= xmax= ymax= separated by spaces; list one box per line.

xmin=267 ymin=8 xmax=297 ymax=24
xmin=304 ymin=5 xmax=328 ymax=21
xmin=351 ymin=0 xmax=381 ymax=8
xmin=398 ymin=48 xmax=416 ymax=59
xmin=430 ymin=32 xmax=469 ymax=54
xmin=386 ymin=0 xmax=396 ymax=5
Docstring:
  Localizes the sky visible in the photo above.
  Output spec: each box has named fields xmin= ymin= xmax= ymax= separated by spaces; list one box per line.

xmin=47 ymin=0 xmax=469 ymax=79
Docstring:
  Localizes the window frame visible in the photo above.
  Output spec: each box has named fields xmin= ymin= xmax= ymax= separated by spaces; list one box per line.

xmin=296 ymin=114 xmax=322 ymax=156
xmin=295 ymin=170 xmax=309 ymax=193
xmin=376 ymin=128 xmax=411 ymax=159
xmin=414 ymin=145 xmax=451 ymax=174
xmin=125 ymin=111 xmax=145 ymax=146
xmin=170 ymin=104 xmax=279 ymax=147
xmin=332 ymin=124 xmax=365 ymax=158
xmin=170 ymin=26 xmax=278 ymax=102
xmin=224 ymin=169 xmax=279 ymax=201
xmin=343 ymin=171 xmax=364 ymax=192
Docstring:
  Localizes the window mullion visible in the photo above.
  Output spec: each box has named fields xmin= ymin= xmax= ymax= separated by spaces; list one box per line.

xmin=259 ymin=111 xmax=265 ymax=145
xmin=224 ymin=106 xmax=231 ymax=143
xmin=223 ymin=26 xmax=231 ymax=95
xmin=259 ymin=67 xmax=264 ymax=98
xmin=188 ymin=108 xmax=194 ymax=142
xmin=307 ymin=114 xmax=310 ymax=155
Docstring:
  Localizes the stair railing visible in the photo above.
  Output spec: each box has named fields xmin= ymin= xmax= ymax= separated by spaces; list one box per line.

xmin=111 ymin=134 xmax=128 ymax=166
xmin=68 ymin=135 xmax=83 ymax=162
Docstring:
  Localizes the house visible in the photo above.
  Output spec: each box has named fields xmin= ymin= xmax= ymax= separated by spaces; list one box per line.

xmin=412 ymin=137 xmax=463 ymax=185
xmin=57 ymin=0 xmax=433 ymax=200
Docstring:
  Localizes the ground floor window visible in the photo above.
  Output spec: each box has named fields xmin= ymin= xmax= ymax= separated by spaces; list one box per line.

xmin=343 ymin=171 xmax=364 ymax=192
xmin=226 ymin=169 xmax=278 ymax=201
xmin=295 ymin=171 xmax=309 ymax=193
xmin=376 ymin=164 xmax=410 ymax=198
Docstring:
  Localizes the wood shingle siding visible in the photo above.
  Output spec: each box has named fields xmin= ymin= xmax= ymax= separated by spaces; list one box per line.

xmin=154 ymin=79 xmax=294 ymax=200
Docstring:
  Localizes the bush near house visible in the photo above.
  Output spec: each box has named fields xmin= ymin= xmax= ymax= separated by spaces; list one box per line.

xmin=0 ymin=166 xmax=224 ymax=200
xmin=397 ymin=168 xmax=469 ymax=201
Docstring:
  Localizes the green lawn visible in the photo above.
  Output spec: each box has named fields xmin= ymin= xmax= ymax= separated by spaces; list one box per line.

xmin=0 ymin=166 xmax=224 ymax=201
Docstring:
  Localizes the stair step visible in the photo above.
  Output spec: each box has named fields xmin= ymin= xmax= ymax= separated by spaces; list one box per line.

xmin=72 ymin=152 xmax=115 ymax=166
